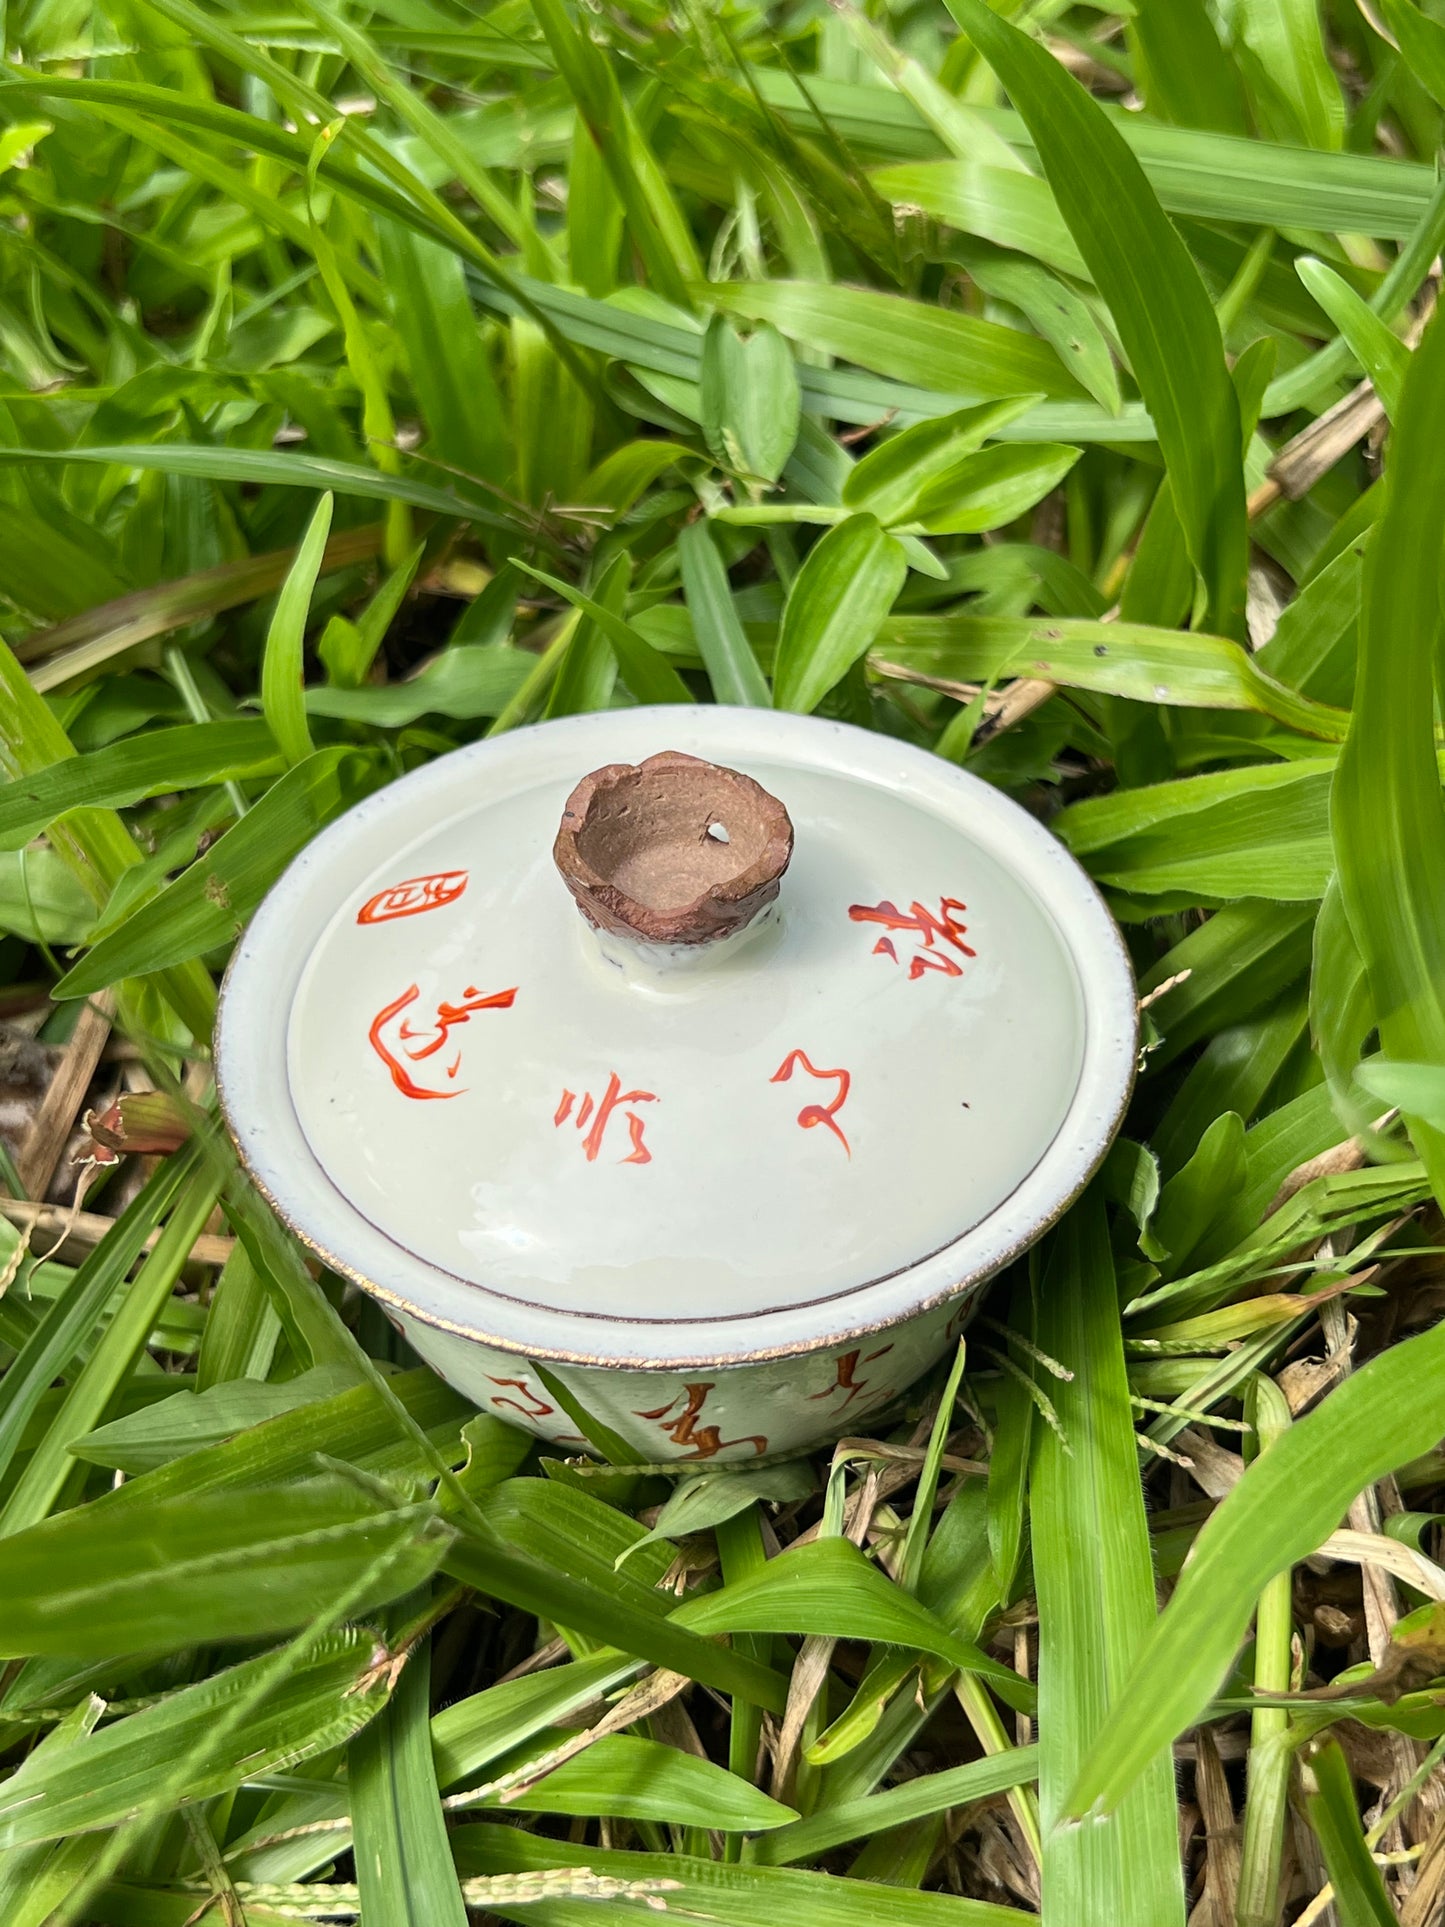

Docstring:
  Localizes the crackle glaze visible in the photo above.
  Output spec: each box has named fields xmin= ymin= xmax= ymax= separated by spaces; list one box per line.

xmin=216 ymin=708 xmax=1137 ymax=1460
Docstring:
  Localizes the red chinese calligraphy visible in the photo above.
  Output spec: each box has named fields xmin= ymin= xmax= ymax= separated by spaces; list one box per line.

xmin=808 ymin=1344 xmax=895 ymax=1409
xmin=848 ymin=896 xmax=976 ymax=981
xmin=368 ymin=981 xmax=517 ymax=1099
xmin=487 ymin=1376 xmax=553 ymax=1420
xmin=555 ymin=1072 xmax=657 ymax=1164
xmin=771 ymin=1049 xmax=851 ymax=1155
xmin=945 ymin=1302 xmax=973 ymax=1346
xmin=634 ymin=1382 xmax=767 ymax=1460
xmin=357 ymin=870 xmax=468 ymax=924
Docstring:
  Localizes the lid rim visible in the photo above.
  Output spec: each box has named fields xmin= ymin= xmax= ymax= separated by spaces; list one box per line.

xmin=215 ymin=1046 xmax=1131 ymax=1369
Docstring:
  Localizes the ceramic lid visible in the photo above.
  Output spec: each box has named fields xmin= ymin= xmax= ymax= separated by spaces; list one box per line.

xmin=216 ymin=709 xmax=1137 ymax=1368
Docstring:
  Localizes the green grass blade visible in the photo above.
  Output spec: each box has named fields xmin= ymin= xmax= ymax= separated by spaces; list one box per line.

xmin=1227 ymin=0 xmax=1345 ymax=150
xmin=52 ymin=749 xmax=376 ymax=1000
xmin=1381 ymin=0 xmax=1445 ymax=111
xmin=0 ymin=640 xmax=216 ymax=1034
xmin=1056 ymin=760 xmax=1336 ymax=902
xmin=378 ymin=222 xmax=508 ymax=493
xmin=0 ymin=444 xmax=516 ymax=527
xmin=876 ymin=615 xmax=1348 ymax=738
xmin=431 ymin=1655 xmax=644 ymax=1791
xmin=0 ymin=1163 xmax=223 ymax=1535
xmin=455 ymin=1823 xmax=1027 ymax=1926
xmin=772 ymin=513 xmax=906 ymax=714
xmin=842 ymin=398 xmax=1042 ymax=524
xmin=945 ymin=0 xmax=1247 ymax=638
xmin=1064 ymin=1302 xmax=1445 ymax=1817
xmin=48 ymin=1524 xmax=436 ymax=1927
xmin=469 ymin=1733 xmax=797 ymax=1830
xmin=754 ymin=1746 xmax=1039 ymax=1866
xmin=1332 ymin=307 xmax=1445 ymax=1206
xmin=701 ymin=315 xmax=801 ymax=487
xmin=511 ymin=563 xmax=693 ymax=705
xmin=441 ymin=1525 xmax=790 ymax=1714
xmin=1301 ymin=1740 xmax=1396 ymax=1927
xmin=754 ymin=71 xmax=1436 ymax=238
xmin=897 ymin=1341 xmax=967 ymax=1596
xmin=320 ymin=542 xmax=425 ymax=692
xmin=350 ymin=1631 xmax=468 ymax=1927
xmin=0 ymin=1152 xmax=198 ymax=1488
xmin=711 ymin=280 xmax=1086 ymax=402
xmin=544 ymin=559 xmax=622 ymax=721
xmin=677 ymin=523 xmax=771 ymax=707
xmin=963 ymin=251 xmax=1121 ymax=415
xmin=0 ymin=1631 xmax=393 ymax=1852
xmin=673 ymin=1536 xmax=1030 ymax=1706
xmin=309 ymin=649 xmax=532 ymax=728
xmin=0 ymin=724 xmax=280 ymax=849
xmin=0 ymin=1481 xmax=449 ymax=1660
xmin=1031 ymin=1193 xmax=1184 ymax=1925
xmin=531 ymin=0 xmax=701 ymax=306
xmin=1235 ymin=1377 xmax=1295 ymax=1927
xmin=1126 ymin=0 xmax=1245 ymax=134
xmin=62 ymin=1370 xmax=465 ymax=1514
xmin=867 ymin=161 xmax=1086 ymax=277
xmin=261 ymin=491 xmax=329 ymax=767
xmin=1294 ymin=259 xmax=1409 ymax=418
xmin=0 ymin=1696 xmax=104 ymax=1926
xmin=16 ymin=525 xmax=384 ymax=688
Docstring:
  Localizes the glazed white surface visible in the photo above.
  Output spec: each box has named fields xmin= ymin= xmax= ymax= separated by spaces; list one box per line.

xmin=391 ymin=1293 xmax=979 ymax=1461
xmin=217 ymin=709 xmax=1136 ymax=1368
xmin=286 ymin=756 xmax=1083 ymax=1320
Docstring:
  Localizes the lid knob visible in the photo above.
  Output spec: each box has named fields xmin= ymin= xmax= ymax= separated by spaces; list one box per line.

xmin=553 ymin=750 xmax=794 ymax=946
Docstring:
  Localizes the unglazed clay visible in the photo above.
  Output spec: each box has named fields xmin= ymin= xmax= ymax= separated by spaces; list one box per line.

xmin=553 ymin=749 xmax=794 ymax=945
xmin=216 ymin=708 xmax=1137 ymax=1459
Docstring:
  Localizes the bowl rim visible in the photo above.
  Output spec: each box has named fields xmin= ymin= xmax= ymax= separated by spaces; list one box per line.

xmin=215 ymin=706 xmax=1138 ymax=1370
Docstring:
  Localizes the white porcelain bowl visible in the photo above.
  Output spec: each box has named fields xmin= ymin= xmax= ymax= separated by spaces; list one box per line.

xmin=216 ymin=708 xmax=1136 ymax=1462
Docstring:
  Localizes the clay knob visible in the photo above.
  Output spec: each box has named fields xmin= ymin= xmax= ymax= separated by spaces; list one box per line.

xmin=554 ymin=751 xmax=794 ymax=946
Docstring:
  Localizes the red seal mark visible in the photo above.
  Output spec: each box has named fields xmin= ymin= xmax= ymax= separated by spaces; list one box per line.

xmin=357 ymin=870 xmax=468 ymax=924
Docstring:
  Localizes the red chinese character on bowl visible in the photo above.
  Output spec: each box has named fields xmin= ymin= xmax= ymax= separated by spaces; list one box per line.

xmin=808 ymin=1344 xmax=895 ymax=1411
xmin=633 ymin=1382 xmax=766 ymax=1459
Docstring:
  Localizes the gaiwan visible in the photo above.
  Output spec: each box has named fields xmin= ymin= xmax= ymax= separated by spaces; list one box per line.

xmin=217 ymin=708 xmax=1136 ymax=1462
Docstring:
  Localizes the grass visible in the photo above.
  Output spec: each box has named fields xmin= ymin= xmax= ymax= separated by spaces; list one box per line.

xmin=0 ymin=0 xmax=1443 ymax=1921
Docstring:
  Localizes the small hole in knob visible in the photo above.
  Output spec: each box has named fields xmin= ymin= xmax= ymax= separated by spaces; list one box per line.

xmin=706 ymin=821 xmax=731 ymax=844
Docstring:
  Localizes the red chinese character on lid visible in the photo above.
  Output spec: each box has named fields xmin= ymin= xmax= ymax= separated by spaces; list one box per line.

xmin=555 ymin=1072 xmax=657 ymax=1165
xmin=771 ymin=1049 xmax=851 ymax=1155
xmin=848 ymin=896 xmax=976 ymax=981
xmin=368 ymin=981 xmax=516 ymax=1100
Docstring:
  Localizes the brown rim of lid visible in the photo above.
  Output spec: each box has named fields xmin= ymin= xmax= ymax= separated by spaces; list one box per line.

xmin=553 ymin=750 xmax=794 ymax=946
